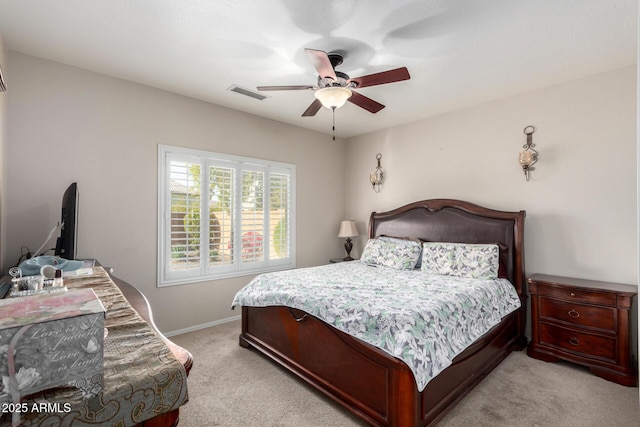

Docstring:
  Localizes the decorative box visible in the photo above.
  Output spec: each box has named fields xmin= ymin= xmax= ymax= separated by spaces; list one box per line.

xmin=0 ymin=288 xmax=106 ymax=401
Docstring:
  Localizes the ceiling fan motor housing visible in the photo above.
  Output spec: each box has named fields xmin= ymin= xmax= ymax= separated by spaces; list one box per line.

xmin=327 ymin=52 xmax=344 ymax=67
xmin=318 ymin=71 xmax=352 ymax=89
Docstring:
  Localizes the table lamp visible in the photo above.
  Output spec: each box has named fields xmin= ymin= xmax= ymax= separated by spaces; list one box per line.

xmin=338 ymin=220 xmax=359 ymax=261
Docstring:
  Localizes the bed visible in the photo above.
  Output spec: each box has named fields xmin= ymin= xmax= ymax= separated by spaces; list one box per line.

xmin=233 ymin=199 xmax=526 ymax=426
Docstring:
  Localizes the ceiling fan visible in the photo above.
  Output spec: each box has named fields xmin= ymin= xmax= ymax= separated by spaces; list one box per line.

xmin=257 ymin=48 xmax=410 ymax=117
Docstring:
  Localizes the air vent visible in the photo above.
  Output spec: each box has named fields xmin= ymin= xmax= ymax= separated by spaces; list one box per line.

xmin=228 ymin=85 xmax=268 ymax=101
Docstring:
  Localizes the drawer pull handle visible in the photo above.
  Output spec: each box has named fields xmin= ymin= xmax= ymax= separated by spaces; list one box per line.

xmin=569 ymin=337 xmax=580 ymax=346
xmin=570 ymin=292 xmax=576 ymax=297
xmin=568 ymin=309 xmax=580 ymax=318
xmin=288 ymin=308 xmax=308 ymax=322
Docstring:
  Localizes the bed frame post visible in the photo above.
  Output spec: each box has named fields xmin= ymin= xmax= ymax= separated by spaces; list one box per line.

xmin=388 ymin=369 xmax=420 ymax=426
xmin=514 ymin=209 xmax=527 ymax=347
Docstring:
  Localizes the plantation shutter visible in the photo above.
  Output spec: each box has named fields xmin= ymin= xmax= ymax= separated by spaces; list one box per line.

xmin=168 ymin=159 xmax=201 ymax=272
xmin=269 ymin=172 xmax=291 ymax=260
xmin=208 ymin=165 xmax=235 ymax=267
xmin=240 ymin=169 xmax=265 ymax=264
xmin=159 ymin=145 xmax=295 ymax=286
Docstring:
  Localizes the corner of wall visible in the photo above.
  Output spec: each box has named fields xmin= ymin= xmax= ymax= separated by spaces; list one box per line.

xmin=0 ymin=32 xmax=7 ymax=273
xmin=635 ymin=2 xmax=639 ymax=371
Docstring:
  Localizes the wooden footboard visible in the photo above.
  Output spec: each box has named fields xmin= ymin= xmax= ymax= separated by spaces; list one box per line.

xmin=420 ymin=310 xmax=522 ymax=425
xmin=240 ymin=305 xmax=523 ymax=427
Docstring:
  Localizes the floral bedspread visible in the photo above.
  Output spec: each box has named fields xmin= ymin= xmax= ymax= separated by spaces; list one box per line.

xmin=232 ymin=262 xmax=521 ymax=391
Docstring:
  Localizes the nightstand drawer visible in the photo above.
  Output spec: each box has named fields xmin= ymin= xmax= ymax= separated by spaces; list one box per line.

xmin=539 ymin=297 xmax=616 ymax=332
xmin=535 ymin=284 xmax=617 ymax=306
xmin=539 ymin=323 xmax=617 ymax=363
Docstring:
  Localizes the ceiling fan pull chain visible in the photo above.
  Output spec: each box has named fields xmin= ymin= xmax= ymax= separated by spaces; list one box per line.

xmin=332 ymin=106 xmax=336 ymax=141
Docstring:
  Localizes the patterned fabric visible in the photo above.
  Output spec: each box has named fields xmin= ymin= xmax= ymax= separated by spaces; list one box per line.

xmin=232 ymin=262 xmax=521 ymax=391
xmin=451 ymin=243 xmax=500 ymax=279
xmin=421 ymin=242 xmax=500 ymax=279
xmin=420 ymin=242 xmax=457 ymax=275
xmin=1 ymin=267 xmax=189 ymax=427
xmin=360 ymin=238 xmax=422 ymax=270
xmin=378 ymin=236 xmax=424 ymax=268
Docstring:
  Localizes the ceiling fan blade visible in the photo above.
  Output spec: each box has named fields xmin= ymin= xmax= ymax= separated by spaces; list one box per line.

xmin=302 ymin=99 xmax=323 ymax=117
xmin=257 ymin=85 xmax=315 ymax=91
xmin=348 ymin=90 xmax=385 ymax=114
xmin=305 ymin=48 xmax=337 ymax=81
xmin=349 ymin=67 xmax=410 ymax=88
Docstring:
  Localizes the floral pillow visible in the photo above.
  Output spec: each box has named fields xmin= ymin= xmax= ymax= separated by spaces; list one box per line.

xmin=420 ymin=242 xmax=456 ymax=276
xmin=450 ymin=243 xmax=500 ymax=279
xmin=360 ymin=238 xmax=422 ymax=270
xmin=421 ymin=242 xmax=500 ymax=279
xmin=379 ymin=236 xmax=424 ymax=269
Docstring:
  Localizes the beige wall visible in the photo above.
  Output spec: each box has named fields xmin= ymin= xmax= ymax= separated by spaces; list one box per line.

xmin=5 ymin=52 xmax=346 ymax=332
xmin=0 ymin=34 xmax=6 ymax=271
xmin=346 ymin=66 xmax=638 ymax=287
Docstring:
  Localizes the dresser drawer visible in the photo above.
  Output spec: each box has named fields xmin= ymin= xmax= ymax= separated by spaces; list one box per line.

xmin=534 ymin=283 xmax=616 ymax=306
xmin=539 ymin=323 xmax=617 ymax=363
xmin=539 ymin=297 xmax=616 ymax=332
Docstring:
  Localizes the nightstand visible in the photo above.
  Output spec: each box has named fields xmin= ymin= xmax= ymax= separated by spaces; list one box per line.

xmin=527 ymin=274 xmax=637 ymax=386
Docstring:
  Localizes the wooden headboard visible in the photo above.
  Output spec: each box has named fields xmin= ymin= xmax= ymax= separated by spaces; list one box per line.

xmin=369 ymin=199 xmax=526 ymax=297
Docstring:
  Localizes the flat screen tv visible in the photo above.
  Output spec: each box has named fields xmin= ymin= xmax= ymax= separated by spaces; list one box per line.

xmin=54 ymin=182 xmax=79 ymax=260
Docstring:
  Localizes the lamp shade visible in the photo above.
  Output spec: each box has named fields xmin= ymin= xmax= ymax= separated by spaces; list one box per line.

xmin=338 ymin=220 xmax=359 ymax=238
xmin=314 ymin=87 xmax=352 ymax=109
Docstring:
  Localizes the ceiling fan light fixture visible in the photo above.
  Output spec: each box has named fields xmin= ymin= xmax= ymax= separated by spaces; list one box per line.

xmin=314 ymin=86 xmax=352 ymax=109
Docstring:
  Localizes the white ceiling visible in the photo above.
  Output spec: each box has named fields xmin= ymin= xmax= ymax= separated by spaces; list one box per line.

xmin=0 ymin=0 xmax=637 ymax=138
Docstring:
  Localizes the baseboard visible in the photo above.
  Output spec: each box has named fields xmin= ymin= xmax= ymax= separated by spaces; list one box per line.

xmin=164 ymin=314 xmax=241 ymax=337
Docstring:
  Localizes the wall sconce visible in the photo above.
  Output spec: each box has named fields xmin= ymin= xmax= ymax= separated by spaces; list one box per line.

xmin=519 ymin=126 xmax=538 ymax=181
xmin=369 ymin=153 xmax=384 ymax=192
xmin=338 ymin=220 xmax=359 ymax=261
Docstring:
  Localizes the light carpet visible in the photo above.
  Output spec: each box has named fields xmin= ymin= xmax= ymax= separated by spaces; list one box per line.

xmin=170 ymin=320 xmax=639 ymax=426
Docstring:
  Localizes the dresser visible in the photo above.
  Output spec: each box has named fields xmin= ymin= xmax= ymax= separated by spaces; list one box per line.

xmin=1 ymin=265 xmax=192 ymax=427
xmin=527 ymin=274 xmax=637 ymax=386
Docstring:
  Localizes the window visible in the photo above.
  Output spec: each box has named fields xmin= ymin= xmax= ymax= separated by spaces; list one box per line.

xmin=158 ymin=145 xmax=295 ymax=286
